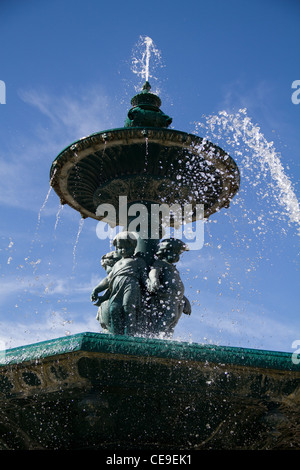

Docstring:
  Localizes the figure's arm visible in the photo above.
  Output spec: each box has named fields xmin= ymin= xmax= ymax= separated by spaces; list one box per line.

xmin=91 ymin=276 xmax=109 ymax=302
xmin=146 ymin=267 xmax=161 ymax=292
xmin=183 ymin=295 xmax=191 ymax=315
xmin=93 ymin=288 xmax=110 ymax=306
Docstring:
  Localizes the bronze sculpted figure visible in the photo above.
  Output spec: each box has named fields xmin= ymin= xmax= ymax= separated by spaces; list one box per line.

xmin=91 ymin=231 xmax=148 ymax=335
xmin=94 ymin=250 xmax=121 ymax=332
xmin=91 ymin=233 xmax=191 ymax=337
xmin=147 ymin=238 xmax=191 ymax=336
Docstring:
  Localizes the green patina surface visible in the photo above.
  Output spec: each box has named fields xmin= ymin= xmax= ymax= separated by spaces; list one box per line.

xmin=0 ymin=332 xmax=299 ymax=450
xmin=0 ymin=331 xmax=298 ymax=371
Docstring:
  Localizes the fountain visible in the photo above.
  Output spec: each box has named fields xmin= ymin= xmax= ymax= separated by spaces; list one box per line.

xmin=0 ymin=39 xmax=299 ymax=451
xmin=49 ymin=79 xmax=240 ymax=338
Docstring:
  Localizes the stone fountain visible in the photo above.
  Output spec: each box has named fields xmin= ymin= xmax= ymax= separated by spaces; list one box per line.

xmin=0 ymin=81 xmax=299 ymax=452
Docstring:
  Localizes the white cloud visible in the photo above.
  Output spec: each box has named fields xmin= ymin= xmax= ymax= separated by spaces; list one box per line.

xmin=0 ymin=310 xmax=100 ymax=350
xmin=0 ymin=84 xmax=119 ymax=212
xmin=19 ymin=83 xmax=115 ymax=140
xmin=0 ymin=271 xmax=99 ymax=304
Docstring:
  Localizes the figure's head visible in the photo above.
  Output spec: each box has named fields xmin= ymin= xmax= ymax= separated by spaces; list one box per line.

xmin=113 ymin=231 xmax=137 ymax=258
xmin=101 ymin=251 xmax=121 ymax=272
xmin=156 ymin=238 xmax=188 ymax=263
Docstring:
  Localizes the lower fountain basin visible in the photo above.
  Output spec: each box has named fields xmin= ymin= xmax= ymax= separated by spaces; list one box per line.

xmin=0 ymin=332 xmax=298 ymax=450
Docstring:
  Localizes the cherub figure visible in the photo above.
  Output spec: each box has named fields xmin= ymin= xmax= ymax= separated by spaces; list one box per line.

xmin=93 ymin=250 xmax=121 ymax=332
xmin=147 ymin=238 xmax=191 ymax=336
xmin=91 ymin=231 xmax=148 ymax=335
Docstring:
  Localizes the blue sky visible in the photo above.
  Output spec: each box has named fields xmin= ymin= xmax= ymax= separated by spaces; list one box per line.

xmin=0 ymin=0 xmax=299 ymax=353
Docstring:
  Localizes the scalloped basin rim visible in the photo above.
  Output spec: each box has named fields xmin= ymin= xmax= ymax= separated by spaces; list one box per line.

xmin=49 ymin=126 xmax=241 ymax=222
xmin=50 ymin=127 xmax=237 ymax=177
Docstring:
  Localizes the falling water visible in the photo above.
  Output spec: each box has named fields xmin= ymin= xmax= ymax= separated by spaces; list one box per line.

xmin=37 ymin=168 xmax=57 ymax=224
xmin=54 ymin=204 xmax=64 ymax=230
xmin=178 ymin=106 xmax=300 ymax=347
xmin=26 ymin=170 xmax=57 ymax=263
xmin=72 ymin=217 xmax=85 ymax=271
xmin=144 ymin=135 xmax=149 ymax=172
xmin=37 ymin=186 xmax=53 ymax=227
xmin=32 ymin=168 xmax=57 ymax=246
xmin=195 ymin=108 xmax=300 ymax=235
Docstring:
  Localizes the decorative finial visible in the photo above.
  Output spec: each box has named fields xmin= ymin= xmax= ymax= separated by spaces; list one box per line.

xmin=124 ymin=82 xmax=172 ymax=128
xmin=142 ymin=81 xmax=151 ymax=92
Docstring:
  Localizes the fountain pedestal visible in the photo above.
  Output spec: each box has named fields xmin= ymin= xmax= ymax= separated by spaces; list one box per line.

xmin=0 ymin=333 xmax=299 ymax=450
